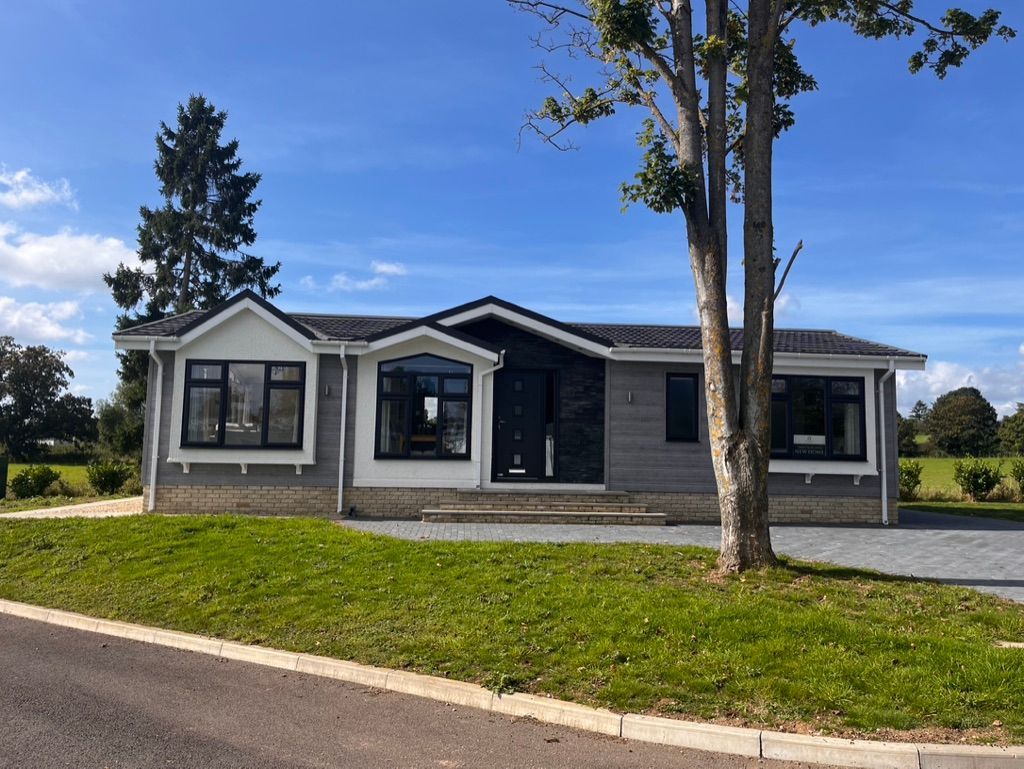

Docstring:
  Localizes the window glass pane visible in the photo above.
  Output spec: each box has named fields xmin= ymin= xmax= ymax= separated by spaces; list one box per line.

xmin=270 ymin=365 xmax=302 ymax=382
xmin=411 ymin=393 xmax=439 ymax=456
xmin=442 ymin=400 xmax=468 ymax=455
xmin=790 ymin=377 xmax=827 ymax=458
xmin=666 ymin=375 xmax=698 ymax=441
xmin=267 ymin=389 xmax=301 ymax=445
xmin=378 ymin=400 xmax=407 ymax=454
xmin=771 ymin=400 xmax=788 ymax=453
xmin=415 ymin=376 xmax=438 ymax=395
xmin=224 ymin=363 xmax=265 ymax=446
xmin=771 ymin=378 xmax=787 ymax=394
xmin=381 ymin=375 xmax=408 ymax=394
xmin=380 ymin=355 xmax=471 ymax=375
xmin=831 ymin=379 xmax=861 ymax=398
xmin=190 ymin=363 xmax=222 ymax=381
xmin=187 ymin=387 xmax=221 ymax=443
xmin=443 ymin=377 xmax=469 ymax=395
xmin=832 ymin=401 xmax=863 ymax=456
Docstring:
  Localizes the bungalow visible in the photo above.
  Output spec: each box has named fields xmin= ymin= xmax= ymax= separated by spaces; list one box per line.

xmin=113 ymin=290 xmax=926 ymax=525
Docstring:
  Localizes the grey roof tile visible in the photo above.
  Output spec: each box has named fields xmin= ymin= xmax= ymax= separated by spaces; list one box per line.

xmin=114 ymin=300 xmax=924 ymax=358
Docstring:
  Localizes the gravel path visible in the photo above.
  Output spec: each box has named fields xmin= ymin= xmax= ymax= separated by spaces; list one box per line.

xmin=0 ymin=496 xmax=143 ymax=519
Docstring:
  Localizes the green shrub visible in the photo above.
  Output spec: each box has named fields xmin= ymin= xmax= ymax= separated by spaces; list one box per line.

xmin=9 ymin=465 xmax=62 ymax=499
xmin=952 ymin=457 xmax=1003 ymax=501
xmin=86 ymin=461 xmax=134 ymax=495
xmin=1010 ymin=458 xmax=1024 ymax=499
xmin=121 ymin=474 xmax=143 ymax=496
xmin=898 ymin=459 xmax=923 ymax=500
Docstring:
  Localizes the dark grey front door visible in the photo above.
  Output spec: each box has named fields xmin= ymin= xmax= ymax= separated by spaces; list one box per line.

xmin=493 ymin=370 xmax=546 ymax=481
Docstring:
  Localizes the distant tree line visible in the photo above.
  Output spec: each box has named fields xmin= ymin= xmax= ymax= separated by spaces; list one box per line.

xmin=899 ymin=387 xmax=1024 ymax=458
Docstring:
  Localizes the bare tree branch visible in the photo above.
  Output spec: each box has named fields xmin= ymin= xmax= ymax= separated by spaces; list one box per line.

xmin=773 ymin=239 xmax=803 ymax=301
xmin=508 ymin=0 xmax=591 ymax=24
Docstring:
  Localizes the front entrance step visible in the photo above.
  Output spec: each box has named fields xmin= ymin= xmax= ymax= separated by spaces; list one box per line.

xmin=421 ymin=509 xmax=667 ymax=525
xmin=436 ymin=502 xmax=649 ymax=514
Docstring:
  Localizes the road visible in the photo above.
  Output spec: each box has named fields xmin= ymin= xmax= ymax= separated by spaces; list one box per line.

xmin=0 ymin=613 xmax=832 ymax=769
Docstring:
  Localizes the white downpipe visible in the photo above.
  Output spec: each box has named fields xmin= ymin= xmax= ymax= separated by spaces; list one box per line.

xmin=336 ymin=349 xmax=349 ymax=515
xmin=478 ymin=350 xmax=505 ymax=488
xmin=878 ymin=359 xmax=896 ymax=526
xmin=147 ymin=340 xmax=163 ymax=512
xmin=339 ymin=352 xmax=352 ymax=514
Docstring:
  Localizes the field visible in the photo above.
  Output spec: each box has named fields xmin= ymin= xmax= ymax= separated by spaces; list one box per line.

xmin=901 ymin=456 xmax=1024 ymax=523
xmin=1 ymin=463 xmax=128 ymax=514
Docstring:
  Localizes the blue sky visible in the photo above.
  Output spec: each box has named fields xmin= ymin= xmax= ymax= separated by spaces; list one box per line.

xmin=1 ymin=1 xmax=1022 ymax=415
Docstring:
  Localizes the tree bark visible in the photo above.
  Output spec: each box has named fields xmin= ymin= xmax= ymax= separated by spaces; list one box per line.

xmin=714 ymin=0 xmax=783 ymax=572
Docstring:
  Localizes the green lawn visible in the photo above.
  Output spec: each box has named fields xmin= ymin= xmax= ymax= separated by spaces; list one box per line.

xmin=1 ymin=515 xmax=1022 ymax=743
xmin=901 ymin=501 xmax=1024 ymax=525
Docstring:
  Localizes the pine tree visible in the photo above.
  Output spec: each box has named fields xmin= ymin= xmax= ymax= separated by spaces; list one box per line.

xmin=104 ymin=94 xmax=282 ymax=447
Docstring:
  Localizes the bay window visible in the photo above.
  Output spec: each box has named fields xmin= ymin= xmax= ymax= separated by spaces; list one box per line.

xmin=182 ymin=360 xmax=305 ymax=449
xmin=770 ymin=375 xmax=866 ymax=461
xmin=375 ymin=354 xmax=472 ymax=459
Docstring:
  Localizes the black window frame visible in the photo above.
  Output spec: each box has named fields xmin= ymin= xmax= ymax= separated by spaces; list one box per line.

xmin=181 ymin=359 xmax=306 ymax=450
xmin=665 ymin=373 xmax=700 ymax=442
xmin=374 ymin=354 xmax=473 ymax=460
xmin=770 ymin=374 xmax=867 ymax=461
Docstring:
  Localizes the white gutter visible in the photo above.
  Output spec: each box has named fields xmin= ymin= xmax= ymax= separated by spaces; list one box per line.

xmin=146 ymin=340 xmax=164 ymax=512
xmin=336 ymin=348 xmax=349 ymax=515
xmin=877 ymin=359 xmax=897 ymax=526
xmin=478 ymin=350 xmax=505 ymax=488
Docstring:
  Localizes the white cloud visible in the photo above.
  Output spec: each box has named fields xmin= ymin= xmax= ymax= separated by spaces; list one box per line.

xmin=898 ymin=358 xmax=1024 ymax=418
xmin=0 ymin=223 xmax=136 ymax=292
xmin=0 ymin=167 xmax=77 ymax=210
xmin=330 ymin=274 xmax=387 ymax=291
xmin=63 ymin=350 xmax=92 ymax=363
xmin=371 ymin=260 xmax=407 ymax=277
xmin=299 ymin=260 xmax=408 ymax=293
xmin=0 ymin=297 xmax=91 ymax=344
xmin=1019 ymin=343 xmax=1024 ymax=357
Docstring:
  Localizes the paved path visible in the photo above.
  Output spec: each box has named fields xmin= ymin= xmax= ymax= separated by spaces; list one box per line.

xmin=344 ymin=509 xmax=1024 ymax=602
xmin=0 ymin=496 xmax=142 ymax=519
xmin=0 ymin=613 xmax=825 ymax=769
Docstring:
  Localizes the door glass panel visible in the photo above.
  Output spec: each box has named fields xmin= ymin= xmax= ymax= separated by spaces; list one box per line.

xmin=415 ymin=376 xmax=438 ymax=395
xmin=187 ymin=387 xmax=221 ymax=443
xmin=378 ymin=400 xmax=408 ymax=454
xmin=411 ymin=393 xmax=439 ymax=456
xmin=267 ymin=389 xmax=301 ymax=444
xmin=831 ymin=379 xmax=861 ymax=397
xmin=381 ymin=355 xmax=470 ymax=375
xmin=790 ymin=377 xmax=826 ymax=458
xmin=513 ymin=404 xmax=523 ymax=417
xmin=513 ymin=379 xmax=524 ymax=392
xmin=831 ymin=401 xmax=863 ymax=456
xmin=442 ymin=400 xmax=468 ymax=455
xmin=513 ymin=429 xmax=522 ymax=441
xmin=224 ymin=363 xmax=265 ymax=446
xmin=770 ymin=400 xmax=788 ymax=453
xmin=190 ymin=363 xmax=222 ymax=381
xmin=513 ymin=453 xmax=522 ymax=466
xmin=269 ymin=365 xmax=303 ymax=382
xmin=443 ymin=377 xmax=469 ymax=394
xmin=381 ymin=375 xmax=408 ymax=394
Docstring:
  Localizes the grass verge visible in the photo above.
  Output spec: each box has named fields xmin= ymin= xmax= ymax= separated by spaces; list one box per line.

xmin=911 ymin=456 xmax=1019 ymax=497
xmin=901 ymin=501 xmax=1024 ymax=525
xmin=0 ymin=515 xmax=1022 ymax=743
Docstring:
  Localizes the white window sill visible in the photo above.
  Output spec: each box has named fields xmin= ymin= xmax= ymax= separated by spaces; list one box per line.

xmin=769 ymin=459 xmax=877 ymax=477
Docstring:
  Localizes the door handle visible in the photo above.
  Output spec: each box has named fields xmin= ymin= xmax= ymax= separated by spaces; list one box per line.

xmin=497 ymin=417 xmax=506 ymax=430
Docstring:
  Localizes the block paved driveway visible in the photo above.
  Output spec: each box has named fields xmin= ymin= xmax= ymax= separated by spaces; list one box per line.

xmin=344 ymin=509 xmax=1024 ymax=603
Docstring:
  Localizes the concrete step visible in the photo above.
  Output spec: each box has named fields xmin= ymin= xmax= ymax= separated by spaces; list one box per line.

xmin=420 ymin=509 xmax=667 ymax=525
xmin=435 ymin=502 xmax=649 ymax=514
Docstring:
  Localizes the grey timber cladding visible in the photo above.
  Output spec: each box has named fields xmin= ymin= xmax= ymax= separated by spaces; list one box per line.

xmin=143 ymin=353 xmax=357 ymax=488
xmin=456 ymin=317 xmax=606 ymax=485
xmin=606 ymin=361 xmax=898 ymax=499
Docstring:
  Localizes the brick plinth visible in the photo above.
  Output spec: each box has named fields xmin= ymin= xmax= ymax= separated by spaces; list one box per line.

xmin=144 ymin=485 xmax=896 ymax=525
xmin=144 ymin=485 xmax=337 ymax=516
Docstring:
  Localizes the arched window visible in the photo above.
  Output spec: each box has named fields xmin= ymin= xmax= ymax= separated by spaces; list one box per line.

xmin=376 ymin=354 xmax=472 ymax=459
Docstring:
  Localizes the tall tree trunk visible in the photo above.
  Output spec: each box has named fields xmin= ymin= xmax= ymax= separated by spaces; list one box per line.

xmin=713 ymin=0 xmax=783 ymax=572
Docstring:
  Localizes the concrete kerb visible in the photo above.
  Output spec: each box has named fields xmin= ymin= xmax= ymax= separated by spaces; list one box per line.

xmin=1 ymin=597 xmax=1021 ymax=769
